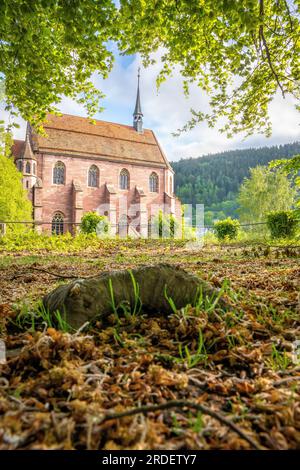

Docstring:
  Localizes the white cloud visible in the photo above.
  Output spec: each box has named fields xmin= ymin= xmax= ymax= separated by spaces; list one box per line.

xmin=5 ymin=50 xmax=300 ymax=161
xmin=80 ymin=51 xmax=300 ymax=160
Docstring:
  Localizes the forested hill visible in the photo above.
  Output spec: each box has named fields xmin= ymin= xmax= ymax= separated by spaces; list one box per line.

xmin=172 ymin=142 xmax=300 ymax=219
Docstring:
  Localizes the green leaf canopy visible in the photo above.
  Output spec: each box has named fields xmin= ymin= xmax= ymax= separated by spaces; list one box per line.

xmin=0 ymin=0 xmax=299 ymax=136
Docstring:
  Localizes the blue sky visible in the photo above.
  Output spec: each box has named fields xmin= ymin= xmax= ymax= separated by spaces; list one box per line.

xmin=8 ymin=49 xmax=300 ymax=162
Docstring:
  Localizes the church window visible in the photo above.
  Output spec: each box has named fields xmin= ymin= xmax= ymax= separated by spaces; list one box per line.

xmin=33 ymin=162 xmax=36 ymax=175
xmin=53 ymin=161 xmax=65 ymax=185
xmin=88 ymin=165 xmax=99 ymax=187
xmin=52 ymin=212 xmax=64 ymax=235
xmin=17 ymin=160 xmax=23 ymax=172
xmin=119 ymin=169 xmax=129 ymax=190
xmin=149 ymin=172 xmax=159 ymax=192
xmin=25 ymin=162 xmax=30 ymax=174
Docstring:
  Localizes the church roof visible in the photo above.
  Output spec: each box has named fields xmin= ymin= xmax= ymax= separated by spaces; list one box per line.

xmin=23 ymin=135 xmax=37 ymax=160
xmin=28 ymin=114 xmax=171 ymax=169
xmin=11 ymin=140 xmax=24 ymax=159
xmin=11 ymin=136 xmax=36 ymax=161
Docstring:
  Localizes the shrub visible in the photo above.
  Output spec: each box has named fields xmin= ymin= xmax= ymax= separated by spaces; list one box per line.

xmin=213 ymin=218 xmax=240 ymax=241
xmin=80 ymin=212 xmax=110 ymax=235
xmin=266 ymin=210 xmax=298 ymax=239
xmin=150 ymin=211 xmax=180 ymax=238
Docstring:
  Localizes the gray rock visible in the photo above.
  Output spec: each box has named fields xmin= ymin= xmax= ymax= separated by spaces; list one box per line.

xmin=43 ymin=264 xmax=226 ymax=329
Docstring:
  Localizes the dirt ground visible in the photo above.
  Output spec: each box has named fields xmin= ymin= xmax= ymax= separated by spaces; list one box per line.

xmin=0 ymin=241 xmax=299 ymax=449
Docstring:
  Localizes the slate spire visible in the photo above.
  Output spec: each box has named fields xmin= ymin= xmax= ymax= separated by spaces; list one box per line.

xmin=133 ymin=67 xmax=143 ymax=132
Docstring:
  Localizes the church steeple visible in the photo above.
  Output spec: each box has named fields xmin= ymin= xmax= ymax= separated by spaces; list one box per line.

xmin=133 ymin=67 xmax=143 ymax=133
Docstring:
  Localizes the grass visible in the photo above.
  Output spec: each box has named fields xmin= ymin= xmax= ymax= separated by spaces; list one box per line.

xmin=11 ymin=300 xmax=72 ymax=333
xmin=164 ymin=285 xmax=178 ymax=314
xmin=0 ymin=231 xmax=187 ymax=254
xmin=267 ymin=344 xmax=292 ymax=371
xmin=164 ymin=279 xmax=229 ymax=319
xmin=193 ymin=280 xmax=230 ymax=315
xmin=177 ymin=331 xmax=208 ymax=368
xmin=203 ymin=227 xmax=300 ymax=247
xmin=255 ymin=304 xmax=299 ymax=327
xmin=189 ymin=411 xmax=204 ymax=434
xmin=226 ymin=334 xmax=239 ymax=349
xmin=108 ymin=270 xmax=142 ymax=323
xmin=108 ymin=278 xmax=120 ymax=324
xmin=128 ymin=269 xmax=142 ymax=316
xmin=113 ymin=328 xmax=125 ymax=347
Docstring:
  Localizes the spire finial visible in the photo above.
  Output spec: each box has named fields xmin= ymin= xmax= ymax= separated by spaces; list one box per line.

xmin=133 ymin=67 xmax=143 ymax=133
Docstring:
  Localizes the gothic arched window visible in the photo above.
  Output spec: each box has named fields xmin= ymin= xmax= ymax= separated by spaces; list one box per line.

xmin=53 ymin=161 xmax=65 ymax=185
xmin=33 ymin=162 xmax=36 ymax=175
xmin=25 ymin=162 xmax=30 ymax=174
xmin=52 ymin=212 xmax=64 ymax=235
xmin=149 ymin=172 xmax=159 ymax=192
xmin=17 ymin=160 xmax=23 ymax=172
xmin=119 ymin=169 xmax=129 ymax=190
xmin=88 ymin=165 xmax=99 ymax=187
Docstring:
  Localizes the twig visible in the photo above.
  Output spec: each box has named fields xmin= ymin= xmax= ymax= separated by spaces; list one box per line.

xmin=100 ymin=399 xmax=263 ymax=450
xmin=278 ymin=366 xmax=300 ymax=376
xmin=273 ymin=376 xmax=300 ymax=387
xmin=29 ymin=267 xmax=80 ymax=279
xmin=10 ymin=267 xmax=79 ymax=280
xmin=10 ymin=266 xmax=104 ymax=281
xmin=188 ymin=376 xmax=207 ymax=388
xmin=74 ymin=321 xmax=90 ymax=335
xmin=283 ymin=0 xmax=294 ymax=32
xmin=259 ymin=0 xmax=285 ymax=97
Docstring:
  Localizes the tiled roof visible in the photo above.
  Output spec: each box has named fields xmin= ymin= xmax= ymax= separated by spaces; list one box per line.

xmin=23 ymin=135 xmax=36 ymax=160
xmin=12 ymin=136 xmax=36 ymax=161
xmin=11 ymin=140 xmax=24 ymax=160
xmin=31 ymin=114 xmax=171 ymax=169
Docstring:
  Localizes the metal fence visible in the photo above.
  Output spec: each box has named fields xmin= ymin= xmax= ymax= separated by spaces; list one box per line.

xmin=0 ymin=218 xmax=299 ymax=238
xmin=0 ymin=219 xmax=274 ymax=235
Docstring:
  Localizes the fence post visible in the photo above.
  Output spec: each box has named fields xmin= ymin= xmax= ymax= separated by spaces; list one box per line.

xmin=0 ymin=223 xmax=6 ymax=237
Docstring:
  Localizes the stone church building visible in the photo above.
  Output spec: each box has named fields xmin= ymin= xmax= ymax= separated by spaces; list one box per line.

xmin=12 ymin=73 xmax=181 ymax=236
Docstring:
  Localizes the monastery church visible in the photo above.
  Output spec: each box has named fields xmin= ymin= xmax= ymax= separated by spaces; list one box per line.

xmin=12 ymin=71 xmax=181 ymax=236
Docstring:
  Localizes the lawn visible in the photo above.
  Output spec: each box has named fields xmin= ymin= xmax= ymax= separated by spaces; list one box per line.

xmin=0 ymin=239 xmax=299 ymax=450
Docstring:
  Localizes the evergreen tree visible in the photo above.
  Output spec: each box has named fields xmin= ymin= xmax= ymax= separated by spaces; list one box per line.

xmin=173 ymin=142 xmax=300 ymax=220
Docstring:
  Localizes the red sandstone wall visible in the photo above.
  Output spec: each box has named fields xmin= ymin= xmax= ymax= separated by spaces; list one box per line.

xmin=38 ymin=154 xmax=171 ymax=230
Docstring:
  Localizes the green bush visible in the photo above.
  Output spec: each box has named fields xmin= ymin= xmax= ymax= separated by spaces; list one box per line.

xmin=80 ymin=212 xmax=110 ymax=235
xmin=213 ymin=218 xmax=240 ymax=241
xmin=266 ymin=210 xmax=298 ymax=239
xmin=151 ymin=211 xmax=180 ymax=238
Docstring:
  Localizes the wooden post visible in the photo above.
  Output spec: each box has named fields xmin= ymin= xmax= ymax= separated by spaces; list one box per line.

xmin=0 ymin=223 xmax=6 ymax=236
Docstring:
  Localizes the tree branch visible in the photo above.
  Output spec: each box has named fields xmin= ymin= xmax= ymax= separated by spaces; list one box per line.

xmin=282 ymin=0 xmax=294 ymax=32
xmin=259 ymin=0 xmax=285 ymax=97
xmin=100 ymin=399 xmax=263 ymax=450
xmin=10 ymin=266 xmax=80 ymax=280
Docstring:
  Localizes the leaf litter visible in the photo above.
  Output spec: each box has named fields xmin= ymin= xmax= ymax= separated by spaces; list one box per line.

xmin=0 ymin=241 xmax=299 ymax=450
